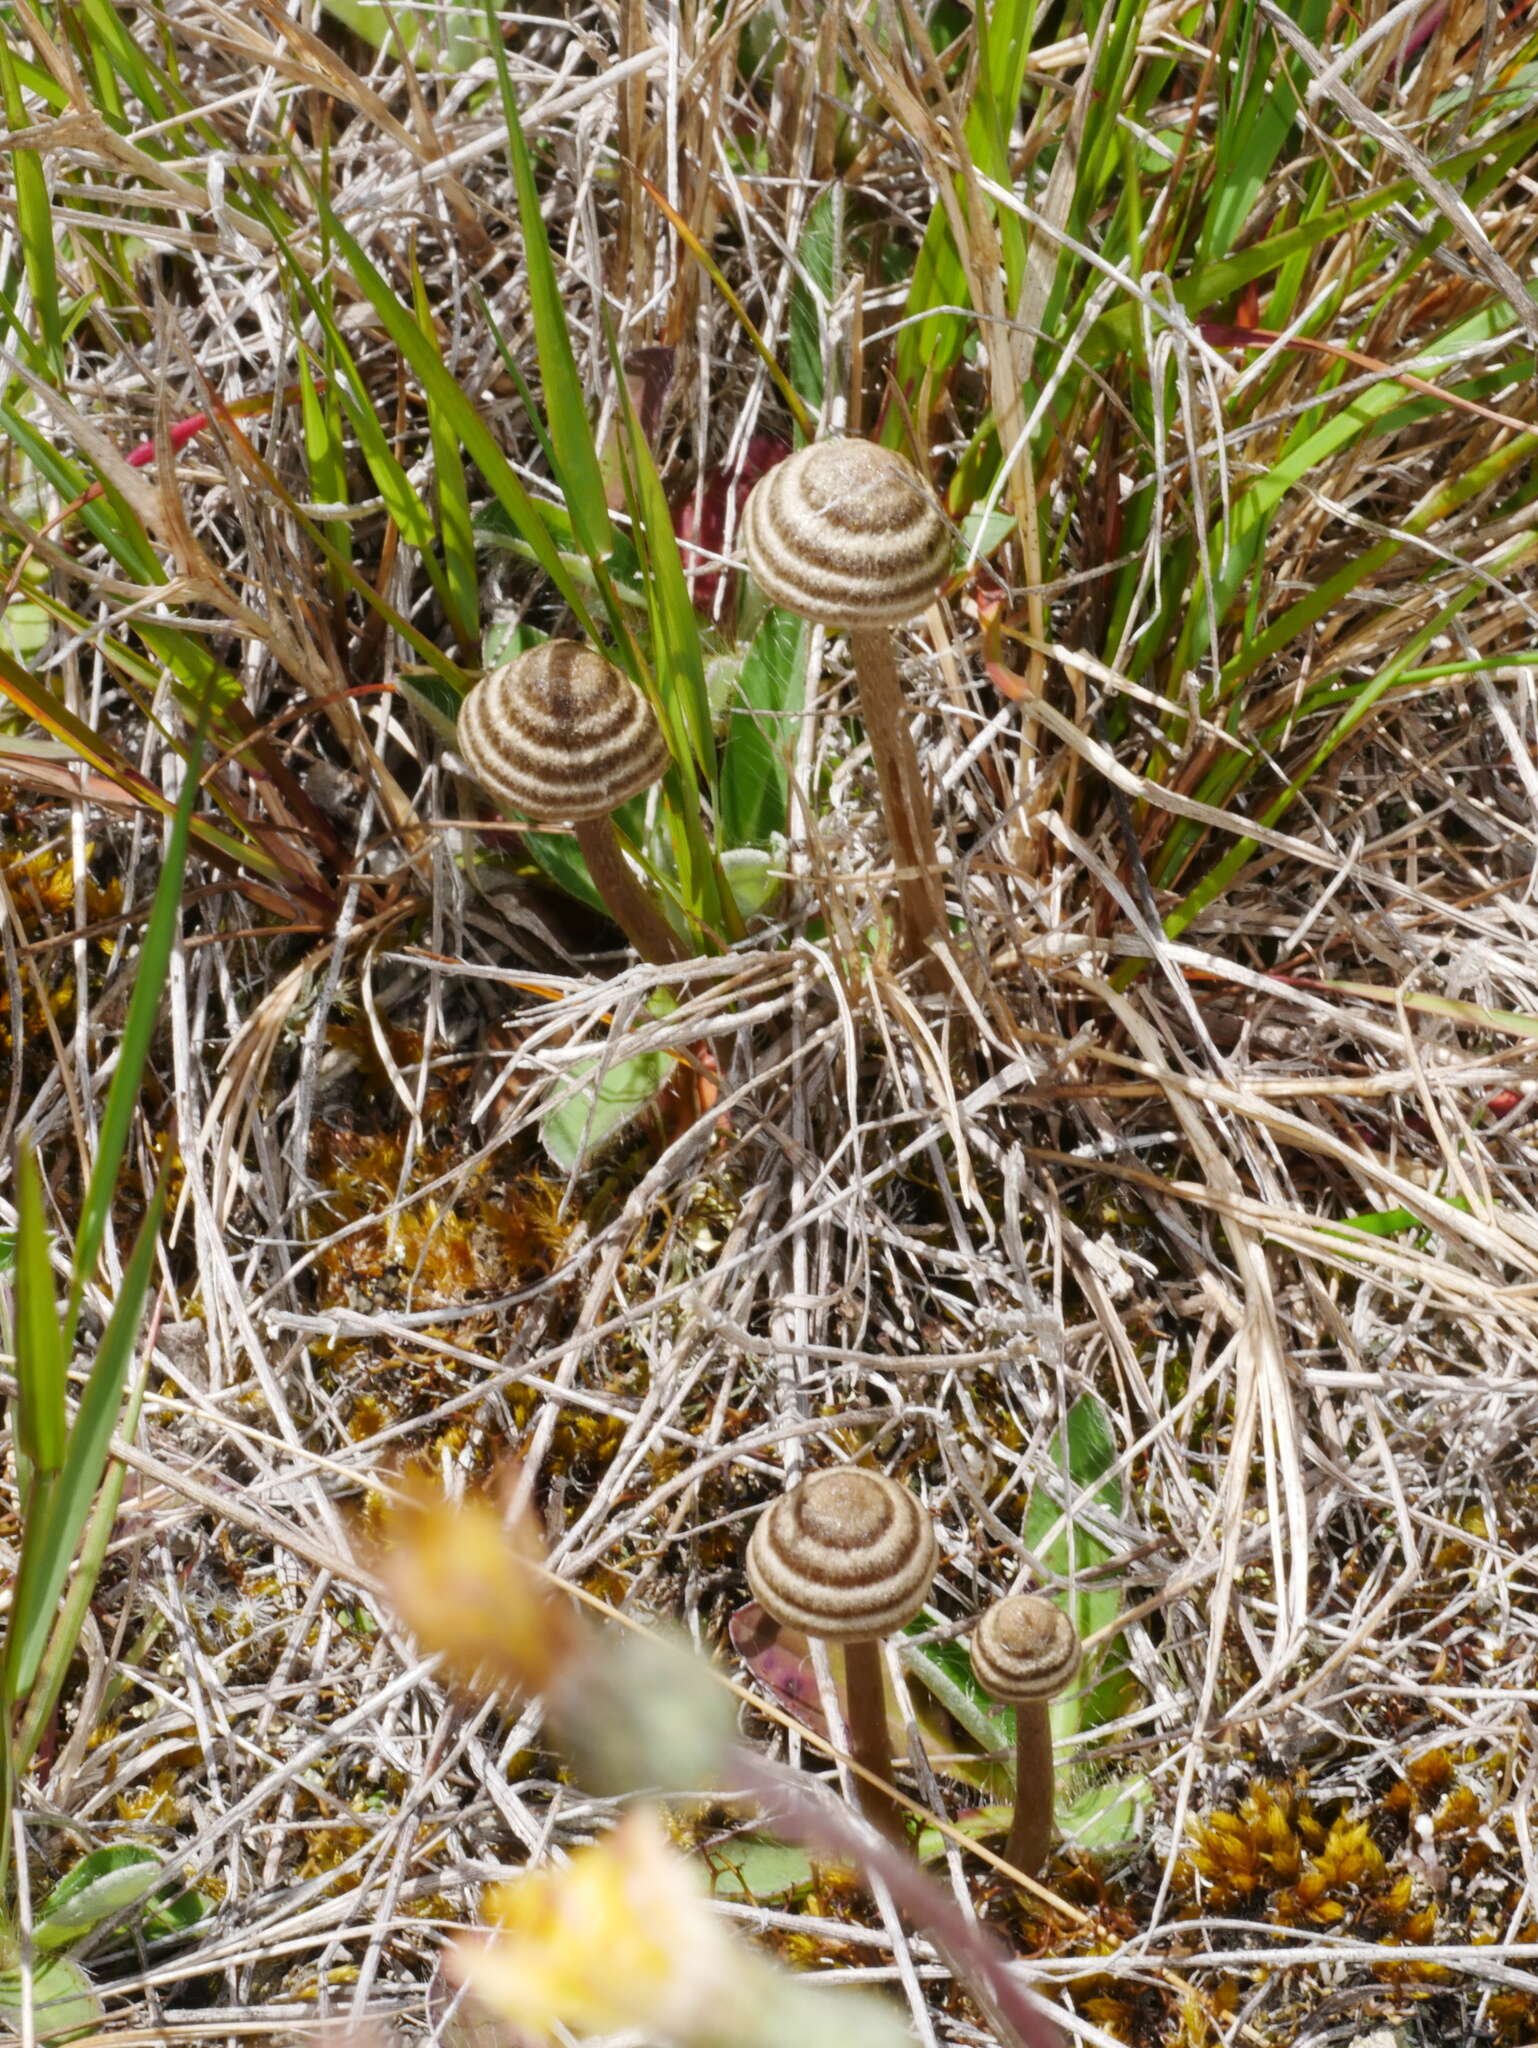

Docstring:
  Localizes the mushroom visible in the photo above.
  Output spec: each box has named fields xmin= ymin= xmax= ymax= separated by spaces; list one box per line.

xmin=458 ymin=640 xmax=686 ymax=967
xmin=970 ymin=1594 xmax=1083 ymax=1878
xmin=741 ymin=438 xmax=952 ymax=973
xmin=746 ymin=1467 xmax=938 ymax=1840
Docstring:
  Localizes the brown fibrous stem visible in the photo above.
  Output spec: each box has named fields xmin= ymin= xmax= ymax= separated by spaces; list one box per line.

xmin=849 ymin=628 xmax=948 ymax=977
xmin=1006 ymin=1697 xmax=1056 ymax=1877
xmin=573 ymin=815 xmax=688 ymax=969
xmin=842 ymin=1636 xmax=906 ymax=1844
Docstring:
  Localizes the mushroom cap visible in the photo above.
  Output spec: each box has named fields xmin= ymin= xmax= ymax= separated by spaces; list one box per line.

xmin=741 ymin=439 xmax=951 ymax=627
xmin=746 ymin=1468 xmax=938 ymax=1642
xmin=971 ymin=1595 xmax=1082 ymax=1705
xmin=458 ymin=640 xmax=670 ymax=824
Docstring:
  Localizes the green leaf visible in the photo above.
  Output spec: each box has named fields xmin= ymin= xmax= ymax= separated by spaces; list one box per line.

xmin=0 ymin=38 xmax=63 ymax=379
xmin=718 ymin=608 xmax=806 ymax=851
xmin=958 ymin=506 xmax=1017 ymax=558
xmin=610 ymin=369 xmax=736 ymax=943
xmin=1059 ymin=1771 xmax=1152 ymax=1853
xmin=410 ymin=254 xmax=479 ymax=645
xmin=249 ymin=176 xmax=603 ymax=644
xmin=539 ymin=1048 xmax=677 ymax=1175
xmin=6 ymin=1164 xmax=168 ymax=1705
xmin=720 ymin=844 xmax=785 ymax=921
xmin=1198 ymin=0 xmax=1329 ymax=263
xmin=913 ymin=1806 xmax=1016 ymax=1863
xmin=900 ymin=1628 xmax=1016 ymax=1800
xmin=0 ymin=1956 xmax=102 ymax=2040
xmin=33 ymin=1848 xmax=165 ymax=1948
xmin=34 ymin=1847 xmax=207 ymax=1950
xmin=494 ymin=59 xmax=614 ymax=568
xmin=700 ymin=1835 xmax=819 ymax=1903
xmin=788 ymin=191 xmax=837 ymax=416
xmin=398 ymin=670 xmax=467 ymax=751
xmin=13 ymin=1141 xmax=65 ymax=1482
xmin=62 ymin=686 xmax=210 ymax=1345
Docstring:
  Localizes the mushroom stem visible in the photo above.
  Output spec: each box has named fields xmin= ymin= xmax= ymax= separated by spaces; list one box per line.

xmin=849 ymin=629 xmax=947 ymax=974
xmin=843 ymin=1637 xmax=905 ymax=1843
xmin=573 ymin=816 xmax=687 ymax=968
xmin=1005 ymin=1698 xmax=1055 ymax=1876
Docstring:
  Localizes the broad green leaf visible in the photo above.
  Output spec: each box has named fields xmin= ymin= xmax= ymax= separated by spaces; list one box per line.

xmin=35 ymin=1846 xmax=207 ymax=1949
xmin=0 ymin=596 xmax=49 ymax=663
xmin=539 ymin=1049 xmax=677 ymax=1175
xmin=719 ymin=608 xmax=805 ymax=851
xmin=1060 ymin=1770 xmax=1152 ymax=1853
xmin=914 ymin=1807 xmax=1015 ymax=1863
xmin=399 ymin=670 xmax=467 ymax=752
xmin=720 ymin=844 xmax=785 ymax=921
xmin=959 ymin=506 xmax=1017 ymax=558
xmin=0 ymin=1956 xmax=101 ymax=2040
xmin=899 ymin=1629 xmax=1016 ymax=1800
xmin=701 ymin=1835 xmax=819 ymax=1903
xmin=33 ymin=1848 xmax=166 ymax=1947
xmin=788 ymin=191 xmax=837 ymax=417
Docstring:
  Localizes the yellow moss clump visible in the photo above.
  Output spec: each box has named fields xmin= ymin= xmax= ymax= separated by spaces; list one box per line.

xmin=1178 ymin=1779 xmax=1411 ymax=1933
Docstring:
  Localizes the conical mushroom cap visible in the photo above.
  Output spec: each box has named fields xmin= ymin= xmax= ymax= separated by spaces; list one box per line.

xmin=971 ymin=1595 xmax=1081 ymax=1705
xmin=746 ymin=1469 xmax=938 ymax=1641
xmin=742 ymin=438 xmax=951 ymax=627
xmin=458 ymin=640 xmax=670 ymax=824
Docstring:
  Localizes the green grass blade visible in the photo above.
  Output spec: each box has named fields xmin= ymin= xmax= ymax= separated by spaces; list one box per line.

xmin=4 ymin=1165 xmax=167 ymax=1709
xmin=491 ymin=41 xmax=614 ymax=568
xmin=11 ymin=1141 xmax=65 ymax=1485
xmin=288 ymin=185 xmax=604 ymax=643
xmin=612 ymin=366 xmax=738 ymax=941
xmin=61 ymin=690 xmax=209 ymax=1348
xmin=12 ymin=1377 xmax=146 ymax=1782
xmin=0 ymin=39 xmax=62 ymax=379
xmin=1198 ymin=0 xmax=1328 ymax=263
xmin=410 ymin=256 xmax=479 ymax=645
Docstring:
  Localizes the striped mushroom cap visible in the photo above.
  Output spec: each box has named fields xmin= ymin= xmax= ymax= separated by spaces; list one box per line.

xmin=971 ymin=1595 xmax=1082 ymax=1705
xmin=742 ymin=439 xmax=951 ymax=627
xmin=747 ymin=1469 xmax=938 ymax=1642
xmin=458 ymin=640 xmax=670 ymax=824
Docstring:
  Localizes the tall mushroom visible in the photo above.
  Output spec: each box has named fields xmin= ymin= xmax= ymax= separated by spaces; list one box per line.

xmin=746 ymin=1467 xmax=938 ymax=1841
xmin=458 ymin=640 xmax=686 ymax=968
xmin=971 ymin=1595 xmax=1082 ymax=1878
xmin=741 ymin=438 xmax=952 ymax=972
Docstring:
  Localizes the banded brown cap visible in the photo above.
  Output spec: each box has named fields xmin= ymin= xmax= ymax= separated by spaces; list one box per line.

xmin=971 ymin=1594 xmax=1082 ymax=1704
xmin=458 ymin=640 xmax=670 ymax=824
xmin=741 ymin=439 xmax=951 ymax=628
xmin=747 ymin=1469 xmax=938 ymax=1641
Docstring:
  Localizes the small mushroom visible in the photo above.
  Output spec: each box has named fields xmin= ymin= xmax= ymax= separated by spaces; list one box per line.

xmin=971 ymin=1594 xmax=1083 ymax=1877
xmin=458 ymin=640 xmax=686 ymax=967
xmin=747 ymin=1467 xmax=938 ymax=1840
xmin=741 ymin=438 xmax=951 ymax=972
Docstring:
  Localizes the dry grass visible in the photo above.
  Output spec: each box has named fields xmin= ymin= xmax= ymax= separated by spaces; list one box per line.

xmin=3 ymin=0 xmax=1538 ymax=2042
